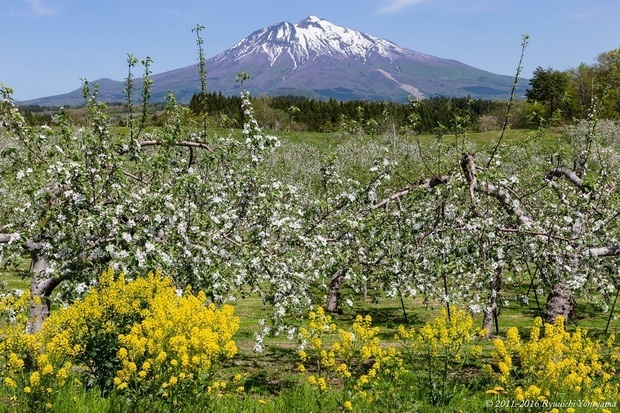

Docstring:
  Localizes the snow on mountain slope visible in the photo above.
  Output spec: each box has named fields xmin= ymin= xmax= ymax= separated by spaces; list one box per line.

xmin=216 ymin=15 xmax=431 ymax=67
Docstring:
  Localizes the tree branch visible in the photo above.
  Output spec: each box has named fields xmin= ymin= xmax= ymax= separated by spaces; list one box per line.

xmin=460 ymin=153 xmax=477 ymax=206
xmin=360 ymin=174 xmax=450 ymax=217
xmin=588 ymin=245 xmax=620 ymax=257
xmin=461 ymin=154 xmax=534 ymax=228
xmin=122 ymin=170 xmax=150 ymax=185
xmin=498 ymin=227 xmax=573 ymax=242
xmin=461 ymin=154 xmax=618 ymax=258
xmin=545 ymin=167 xmax=587 ymax=192
xmin=0 ymin=233 xmax=14 ymax=243
xmin=138 ymin=140 xmax=213 ymax=151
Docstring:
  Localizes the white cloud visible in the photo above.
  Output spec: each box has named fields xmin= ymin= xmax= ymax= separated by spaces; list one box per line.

xmin=23 ymin=0 xmax=55 ymax=16
xmin=380 ymin=0 xmax=431 ymax=13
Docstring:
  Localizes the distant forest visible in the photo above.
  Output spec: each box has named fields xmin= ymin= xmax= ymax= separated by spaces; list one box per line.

xmin=19 ymin=94 xmax=507 ymax=134
xmin=187 ymin=92 xmax=507 ymax=133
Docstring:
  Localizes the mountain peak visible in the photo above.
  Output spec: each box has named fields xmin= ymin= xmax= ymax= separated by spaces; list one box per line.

xmin=300 ymin=15 xmax=323 ymax=23
xmin=21 ymin=16 xmax=526 ymax=106
xmin=223 ymin=15 xmax=408 ymax=67
xmin=296 ymin=15 xmax=328 ymax=29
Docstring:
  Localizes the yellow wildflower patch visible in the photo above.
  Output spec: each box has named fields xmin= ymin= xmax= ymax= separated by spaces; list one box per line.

xmin=487 ymin=316 xmax=619 ymax=404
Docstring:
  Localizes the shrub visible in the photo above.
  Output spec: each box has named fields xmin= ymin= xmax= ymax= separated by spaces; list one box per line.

xmin=40 ymin=268 xmax=173 ymax=393
xmin=298 ymin=307 xmax=404 ymax=412
xmin=113 ymin=288 xmax=239 ymax=409
xmin=0 ymin=268 xmax=240 ymax=411
xmin=486 ymin=316 xmax=619 ymax=405
xmin=395 ymin=306 xmax=484 ymax=406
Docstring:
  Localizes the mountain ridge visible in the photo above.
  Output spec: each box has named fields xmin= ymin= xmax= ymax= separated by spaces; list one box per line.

xmin=19 ymin=16 xmax=526 ymax=106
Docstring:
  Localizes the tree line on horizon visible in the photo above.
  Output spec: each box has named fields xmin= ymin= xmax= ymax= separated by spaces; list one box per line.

xmin=188 ymin=92 xmax=505 ymax=134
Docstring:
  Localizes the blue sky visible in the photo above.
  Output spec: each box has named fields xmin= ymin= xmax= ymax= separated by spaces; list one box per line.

xmin=1 ymin=0 xmax=619 ymax=101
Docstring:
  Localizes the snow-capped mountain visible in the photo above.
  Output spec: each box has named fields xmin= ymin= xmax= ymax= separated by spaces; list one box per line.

xmin=21 ymin=16 xmax=526 ymax=106
xmin=219 ymin=15 xmax=428 ymax=67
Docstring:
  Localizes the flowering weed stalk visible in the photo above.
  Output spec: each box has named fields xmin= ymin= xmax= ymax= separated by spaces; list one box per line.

xmin=395 ymin=307 xmax=484 ymax=406
xmin=298 ymin=307 xmax=403 ymax=412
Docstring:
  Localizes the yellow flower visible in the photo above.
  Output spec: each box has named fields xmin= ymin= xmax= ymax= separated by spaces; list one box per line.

xmin=30 ymin=371 xmax=41 ymax=387
xmin=498 ymin=361 xmax=511 ymax=377
xmin=311 ymin=337 xmax=322 ymax=350
xmin=156 ymin=351 xmax=167 ymax=363
xmin=3 ymin=377 xmax=16 ymax=388
xmin=24 ymin=386 xmax=32 ymax=394
xmin=117 ymin=347 xmax=128 ymax=360
xmin=514 ymin=387 xmax=524 ymax=401
xmin=344 ymin=400 xmax=353 ymax=411
xmin=317 ymin=377 xmax=328 ymax=391
xmin=335 ymin=363 xmax=350 ymax=378
xmin=7 ymin=352 xmax=24 ymax=371
xmin=41 ymin=364 xmax=54 ymax=376
xmin=470 ymin=345 xmax=483 ymax=357
xmin=489 ymin=386 xmax=505 ymax=394
xmin=506 ymin=327 xmax=520 ymax=348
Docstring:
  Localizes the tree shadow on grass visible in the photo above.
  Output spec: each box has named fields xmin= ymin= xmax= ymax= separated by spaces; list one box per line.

xmin=232 ymin=345 xmax=300 ymax=394
xmin=242 ymin=367 xmax=299 ymax=395
xmin=343 ymin=306 xmax=423 ymax=327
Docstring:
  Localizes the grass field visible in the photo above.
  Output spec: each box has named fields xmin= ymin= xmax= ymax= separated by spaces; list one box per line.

xmin=278 ymin=126 xmax=562 ymax=147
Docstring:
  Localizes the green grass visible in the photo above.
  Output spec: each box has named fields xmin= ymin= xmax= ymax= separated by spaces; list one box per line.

xmin=0 ymin=261 xmax=30 ymax=291
xmin=223 ymin=282 xmax=619 ymax=396
xmin=247 ymin=126 xmax=563 ymax=149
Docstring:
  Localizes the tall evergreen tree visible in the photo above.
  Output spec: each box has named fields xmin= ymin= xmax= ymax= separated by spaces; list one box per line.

xmin=526 ymin=66 xmax=570 ymax=119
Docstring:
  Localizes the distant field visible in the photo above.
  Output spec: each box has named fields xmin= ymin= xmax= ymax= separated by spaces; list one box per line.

xmin=274 ymin=127 xmax=562 ymax=148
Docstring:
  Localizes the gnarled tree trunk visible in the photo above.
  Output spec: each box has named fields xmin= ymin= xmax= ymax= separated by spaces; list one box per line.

xmin=26 ymin=254 xmax=61 ymax=334
xmin=545 ymin=283 xmax=573 ymax=325
xmin=326 ymin=268 xmax=347 ymax=314
xmin=482 ymin=265 xmax=502 ymax=338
